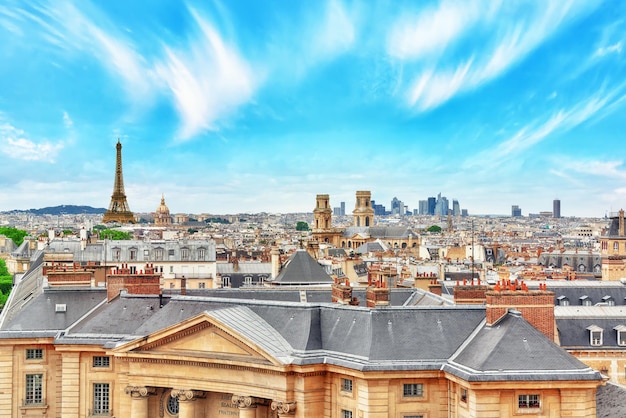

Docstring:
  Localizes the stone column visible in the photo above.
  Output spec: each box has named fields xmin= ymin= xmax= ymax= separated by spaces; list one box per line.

xmin=271 ymin=400 xmax=297 ymax=417
xmin=171 ymin=389 xmax=205 ymax=418
xmin=232 ymin=395 xmax=262 ymax=418
xmin=124 ymin=386 xmax=156 ymax=418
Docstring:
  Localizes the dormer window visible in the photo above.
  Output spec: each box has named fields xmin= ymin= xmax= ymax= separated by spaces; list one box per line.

xmin=614 ymin=325 xmax=626 ymax=346
xmin=557 ymin=296 xmax=570 ymax=306
xmin=587 ymin=325 xmax=603 ymax=346
xmin=602 ymin=296 xmax=615 ymax=306
xmin=579 ymin=295 xmax=592 ymax=306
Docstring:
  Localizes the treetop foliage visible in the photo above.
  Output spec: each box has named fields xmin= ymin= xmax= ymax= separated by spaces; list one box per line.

xmin=0 ymin=227 xmax=28 ymax=247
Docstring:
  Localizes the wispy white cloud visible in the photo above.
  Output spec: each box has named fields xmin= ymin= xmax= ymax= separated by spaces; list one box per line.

xmin=561 ymin=159 xmax=626 ymax=180
xmin=387 ymin=0 xmax=488 ymax=60
xmin=464 ymin=86 xmax=623 ymax=170
xmin=154 ymin=8 xmax=256 ymax=140
xmin=0 ymin=121 xmax=64 ymax=163
xmin=311 ymin=0 xmax=355 ymax=59
xmin=595 ymin=41 xmax=623 ymax=57
xmin=62 ymin=111 xmax=73 ymax=129
xmin=388 ymin=0 xmax=600 ymax=111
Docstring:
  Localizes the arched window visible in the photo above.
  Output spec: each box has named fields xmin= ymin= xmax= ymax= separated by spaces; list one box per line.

xmin=365 ymin=217 xmax=370 ymax=226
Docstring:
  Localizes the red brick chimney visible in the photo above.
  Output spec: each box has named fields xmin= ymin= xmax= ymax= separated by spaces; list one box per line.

xmin=366 ymin=282 xmax=389 ymax=308
xmin=107 ymin=263 xmax=161 ymax=301
xmin=331 ymin=281 xmax=352 ymax=304
xmin=454 ymin=280 xmax=489 ymax=305
xmin=486 ymin=281 xmax=555 ymax=341
xmin=428 ymin=279 xmax=442 ymax=296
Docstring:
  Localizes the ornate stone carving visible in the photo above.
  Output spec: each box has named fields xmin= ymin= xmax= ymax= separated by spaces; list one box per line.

xmin=231 ymin=394 xmax=262 ymax=409
xmin=125 ymin=386 xmax=156 ymax=398
xmin=170 ymin=389 xmax=205 ymax=402
xmin=271 ymin=400 xmax=297 ymax=414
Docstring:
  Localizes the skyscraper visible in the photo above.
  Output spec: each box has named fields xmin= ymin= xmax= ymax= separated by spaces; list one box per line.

xmin=427 ymin=197 xmax=436 ymax=215
xmin=512 ymin=205 xmax=522 ymax=217
xmin=553 ymin=199 xmax=561 ymax=218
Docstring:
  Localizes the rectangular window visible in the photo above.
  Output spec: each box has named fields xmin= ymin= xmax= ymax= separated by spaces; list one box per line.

xmin=93 ymin=356 xmax=110 ymax=368
xmin=591 ymin=330 xmax=603 ymax=346
xmin=181 ymin=248 xmax=190 ymax=260
xmin=25 ymin=374 xmax=43 ymax=405
xmin=403 ymin=383 xmax=424 ymax=397
xmin=460 ymin=388 xmax=468 ymax=403
xmin=26 ymin=348 xmax=43 ymax=360
xmin=341 ymin=378 xmax=353 ymax=392
xmin=341 ymin=410 xmax=353 ymax=418
xmin=617 ymin=330 xmax=626 ymax=346
xmin=518 ymin=394 xmax=540 ymax=409
xmin=129 ymin=249 xmax=137 ymax=260
xmin=198 ymin=282 xmax=206 ymax=289
xmin=93 ymin=383 xmax=110 ymax=415
xmin=199 ymin=248 xmax=206 ymax=259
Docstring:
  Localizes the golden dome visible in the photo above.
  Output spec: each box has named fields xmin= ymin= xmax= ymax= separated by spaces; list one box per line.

xmin=156 ymin=194 xmax=170 ymax=215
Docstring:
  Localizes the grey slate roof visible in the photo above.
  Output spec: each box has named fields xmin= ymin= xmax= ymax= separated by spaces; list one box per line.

xmin=555 ymin=306 xmax=626 ymax=349
xmin=342 ymin=226 xmax=418 ymax=239
xmin=447 ymin=311 xmax=600 ymax=381
xmin=546 ymin=282 xmax=626 ymax=306
xmin=270 ymin=250 xmax=334 ymax=284
xmin=1 ymin=288 xmax=106 ymax=336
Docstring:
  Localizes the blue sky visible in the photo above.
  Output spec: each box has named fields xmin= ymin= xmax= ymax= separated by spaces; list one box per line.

xmin=0 ymin=0 xmax=625 ymax=217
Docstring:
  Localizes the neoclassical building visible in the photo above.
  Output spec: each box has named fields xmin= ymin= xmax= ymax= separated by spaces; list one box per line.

xmin=0 ymin=253 xmax=604 ymax=417
xmin=312 ymin=192 xmax=420 ymax=252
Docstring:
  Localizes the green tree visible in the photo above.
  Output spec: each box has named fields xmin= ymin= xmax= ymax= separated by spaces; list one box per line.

xmin=296 ymin=221 xmax=310 ymax=231
xmin=0 ymin=259 xmax=12 ymax=308
xmin=0 ymin=227 xmax=28 ymax=247
xmin=426 ymin=225 xmax=442 ymax=233
xmin=99 ymin=229 xmax=132 ymax=240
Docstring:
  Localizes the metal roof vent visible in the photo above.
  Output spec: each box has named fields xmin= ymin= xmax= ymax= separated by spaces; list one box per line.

xmin=55 ymin=304 xmax=67 ymax=313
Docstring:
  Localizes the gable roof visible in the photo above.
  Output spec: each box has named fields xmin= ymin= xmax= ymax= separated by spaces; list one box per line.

xmin=447 ymin=311 xmax=600 ymax=381
xmin=270 ymin=249 xmax=334 ymax=285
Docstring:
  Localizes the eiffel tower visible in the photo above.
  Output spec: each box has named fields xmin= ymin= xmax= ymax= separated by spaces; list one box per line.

xmin=102 ymin=139 xmax=135 ymax=223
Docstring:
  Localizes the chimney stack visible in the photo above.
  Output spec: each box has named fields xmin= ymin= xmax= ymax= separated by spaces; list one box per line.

xmin=271 ymin=247 xmax=280 ymax=279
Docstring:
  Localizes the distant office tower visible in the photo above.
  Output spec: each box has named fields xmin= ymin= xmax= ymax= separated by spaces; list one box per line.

xmin=102 ymin=139 xmax=135 ymax=223
xmin=512 ymin=205 xmax=522 ymax=217
xmin=452 ymin=200 xmax=460 ymax=216
xmin=333 ymin=207 xmax=341 ymax=216
xmin=553 ymin=199 xmax=561 ymax=218
xmin=340 ymin=201 xmax=346 ymax=216
xmin=427 ymin=197 xmax=436 ymax=215
xmin=419 ymin=200 xmax=428 ymax=215
xmin=434 ymin=193 xmax=449 ymax=217
xmin=371 ymin=200 xmax=386 ymax=216
xmin=391 ymin=197 xmax=404 ymax=216
xmin=461 ymin=209 xmax=468 ymax=217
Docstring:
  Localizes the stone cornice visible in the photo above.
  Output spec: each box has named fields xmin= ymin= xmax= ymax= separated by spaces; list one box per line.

xmin=140 ymin=321 xmax=211 ymax=351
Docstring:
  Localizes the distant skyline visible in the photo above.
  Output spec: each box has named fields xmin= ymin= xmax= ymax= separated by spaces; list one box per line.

xmin=1 ymin=1 xmax=625 ymax=217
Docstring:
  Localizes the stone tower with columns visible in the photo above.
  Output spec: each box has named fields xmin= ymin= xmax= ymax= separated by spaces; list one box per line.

xmin=313 ymin=194 xmax=332 ymax=230
xmin=352 ymin=190 xmax=374 ymax=227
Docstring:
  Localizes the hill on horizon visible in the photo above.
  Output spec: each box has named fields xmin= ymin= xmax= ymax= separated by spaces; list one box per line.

xmin=2 ymin=205 xmax=106 ymax=215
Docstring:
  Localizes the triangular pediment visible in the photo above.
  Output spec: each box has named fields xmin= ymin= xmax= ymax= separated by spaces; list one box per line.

xmin=113 ymin=311 xmax=283 ymax=366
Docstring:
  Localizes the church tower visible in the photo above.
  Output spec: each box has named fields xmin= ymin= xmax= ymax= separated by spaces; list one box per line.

xmin=353 ymin=190 xmax=374 ymax=227
xmin=313 ymin=194 xmax=332 ymax=230
xmin=102 ymin=139 xmax=135 ymax=224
